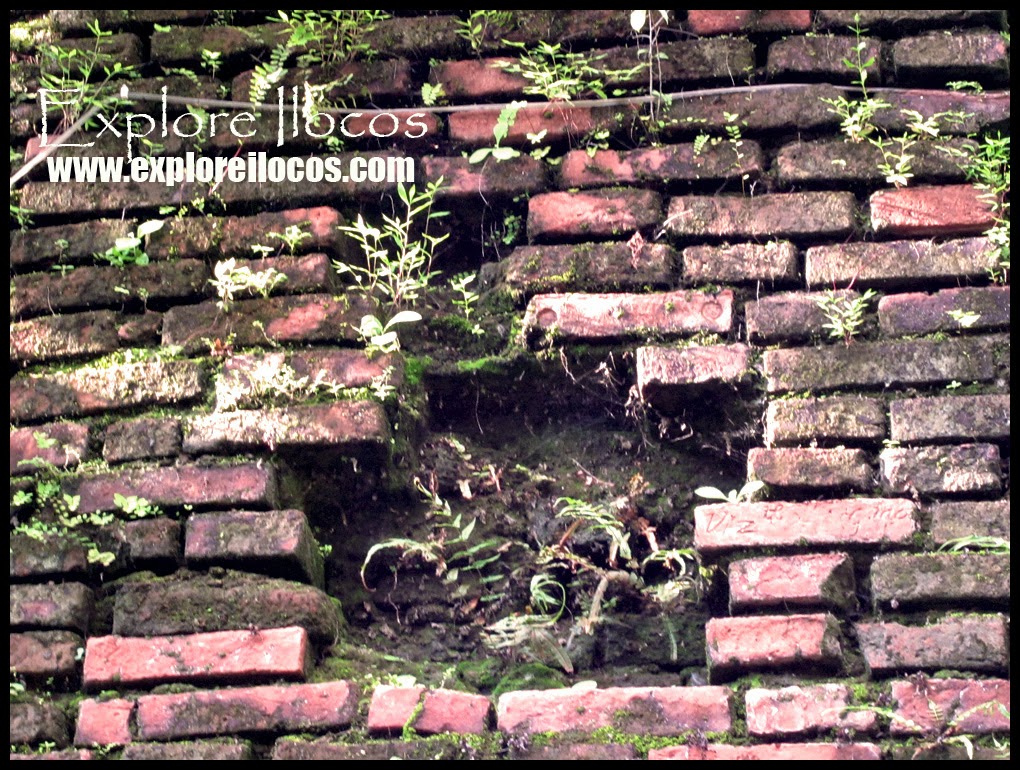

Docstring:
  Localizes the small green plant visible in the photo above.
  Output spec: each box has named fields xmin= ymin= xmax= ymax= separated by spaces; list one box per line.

xmin=200 ymin=49 xmax=222 ymax=79
xmin=420 ymin=82 xmax=446 ymax=107
xmin=694 ymin=479 xmax=766 ymax=504
xmin=814 ymin=288 xmax=878 ymax=345
xmin=499 ymin=40 xmax=641 ymax=101
xmin=210 ymin=258 xmax=288 ymax=312
xmin=358 ymin=311 xmax=423 ymax=355
xmin=468 ymin=101 xmax=525 ymax=164
xmin=456 ymin=10 xmax=515 ymax=54
xmin=449 ymin=272 xmax=484 ymax=335
xmin=938 ymin=535 xmax=1009 ymax=554
xmin=956 ymin=133 xmax=1010 ymax=283
xmin=946 ymin=309 xmax=981 ymax=328
xmin=820 ymin=16 xmax=889 ymax=143
xmin=94 ymin=220 xmax=164 ymax=268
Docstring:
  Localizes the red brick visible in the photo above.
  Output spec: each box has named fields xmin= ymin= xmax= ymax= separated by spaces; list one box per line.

xmin=416 ymin=689 xmax=491 ymax=735
xmin=10 ymin=583 xmax=93 ymax=634
xmin=697 ymin=498 xmax=916 ymax=553
xmin=524 ymin=290 xmax=732 ymax=343
xmin=136 ymin=681 xmax=358 ymax=740
xmin=874 ymin=89 xmax=1010 ymax=135
xmin=11 ymin=701 xmax=70 ymax=747
xmin=879 ymin=286 xmax=1010 ymax=336
xmin=84 ymin=627 xmax=310 ymax=689
xmin=683 ymin=241 xmax=799 ymax=286
xmin=70 ymin=462 xmax=278 ymax=514
xmin=746 ymin=290 xmax=862 ymax=343
xmin=769 ymin=35 xmax=881 ymax=83
xmin=706 ymin=614 xmax=843 ymax=678
xmin=890 ymin=394 xmax=1009 ymax=443
xmin=73 ymin=698 xmax=133 ymax=747
xmin=502 ymin=242 xmax=677 ymax=297
xmin=497 ymin=685 xmax=732 ymax=735
xmin=930 ymin=499 xmax=1010 ymax=544
xmin=870 ymin=185 xmax=995 ymax=238
xmin=747 ymin=447 xmax=872 ymax=490
xmin=686 ymin=10 xmax=813 ymax=35
xmin=880 ymin=443 xmax=1000 ymax=495
xmin=421 ymin=156 xmax=546 ymax=200
xmin=857 ymin=615 xmax=1008 ymax=674
xmin=650 ymin=743 xmax=882 ymax=760
xmin=10 ymin=423 xmax=89 ymax=476
xmin=121 ymin=741 xmax=254 ymax=760
xmin=891 ymin=678 xmax=1010 ymax=735
xmin=558 ymin=143 xmax=763 ymax=189
xmin=636 ymin=344 xmax=752 ymax=413
xmin=746 ymin=684 xmax=877 ymax=737
xmin=893 ymin=33 xmax=1009 ymax=86
xmin=664 ymin=84 xmax=842 ymax=137
xmin=449 ymin=104 xmax=600 ymax=147
xmin=9 ymin=631 xmax=83 ymax=680
xmin=729 ymin=553 xmax=857 ymax=613
xmin=10 ymin=219 xmax=135 ymax=269
xmin=664 ymin=192 xmax=855 ymax=241
xmin=9 ymin=533 xmax=89 ymax=580
xmin=807 ymin=238 xmax=997 ymax=289
xmin=102 ymin=418 xmax=182 ymax=463
xmin=367 ymin=685 xmax=426 ymax=734
xmin=775 ymin=138 xmax=967 ymax=187
xmin=870 ymin=553 xmax=1009 ymax=609
xmin=431 ymin=58 xmax=526 ymax=100
xmin=232 ymin=61 xmax=414 ymax=109
xmin=11 ymin=312 xmax=121 ymax=367
xmin=185 ymin=510 xmax=323 ymax=586
xmin=120 ymin=518 xmax=182 ymax=568
xmin=10 ymin=360 xmax=205 ymax=423
xmin=766 ymin=397 xmax=886 ymax=446
xmin=528 ymin=189 xmax=662 ymax=243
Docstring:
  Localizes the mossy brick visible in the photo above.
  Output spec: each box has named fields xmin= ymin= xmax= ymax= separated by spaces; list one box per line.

xmin=430 ymin=57 xmax=527 ymax=101
xmin=479 ymin=10 xmax=632 ymax=51
xmin=664 ymin=192 xmax=855 ymax=241
xmin=10 ymin=533 xmax=89 ymax=580
xmin=870 ymin=552 xmax=1010 ymax=609
xmin=52 ymin=9 xmax=210 ymax=34
xmin=686 ymin=10 xmax=813 ymax=35
xmin=683 ymin=241 xmax=799 ymax=286
xmin=706 ymin=614 xmax=843 ymax=680
xmin=775 ymin=138 xmax=967 ymax=186
xmin=873 ymin=89 xmax=1010 ymax=135
xmin=9 ymin=631 xmax=84 ymax=680
xmin=893 ymin=33 xmax=1010 ymax=87
xmin=747 ymin=447 xmax=872 ymax=491
xmin=270 ymin=738 xmax=472 ymax=761
xmin=10 ymin=749 xmax=95 ymax=760
xmin=150 ymin=23 xmax=285 ymax=67
xmin=102 ymin=417 xmax=182 ymax=463
xmin=232 ymin=58 xmax=415 ymax=105
xmin=728 ymin=553 xmax=857 ymax=613
xmin=502 ymin=242 xmax=677 ymax=297
xmin=663 ymin=84 xmax=842 ymax=136
xmin=496 ymin=685 xmax=732 ymax=735
xmin=84 ymin=626 xmax=311 ymax=689
xmin=421 ymin=156 xmax=546 ymax=200
xmin=523 ymin=290 xmax=733 ymax=343
xmin=601 ymin=38 xmax=755 ymax=89
xmin=870 ymin=185 xmax=995 ymax=238
xmin=762 ymin=335 xmax=1003 ymax=393
xmin=73 ymin=698 xmax=134 ymax=747
xmin=363 ymin=14 xmax=464 ymax=59
xmin=856 ymin=615 xmax=1008 ymax=675
xmin=650 ymin=744 xmax=882 ymax=760
xmin=518 ymin=744 xmax=638 ymax=761
xmin=880 ymin=443 xmax=1000 ymax=496
xmin=367 ymin=685 xmax=426 ymax=734
xmin=68 ymin=462 xmax=278 ymax=514
xmin=10 ymin=311 xmax=122 ymax=367
xmin=10 ymin=219 xmax=135 ymax=269
xmin=135 ymin=680 xmax=358 ymax=740
xmin=10 ymin=359 xmax=205 ymax=423
xmin=695 ymin=498 xmax=917 ymax=553
xmin=636 ymin=344 xmax=752 ymax=413
xmin=745 ymin=684 xmax=876 ymax=737
xmin=415 ymin=689 xmax=492 ymax=735
xmin=528 ymin=188 xmax=662 ymax=243
xmin=112 ymin=573 xmax=343 ymax=642
xmin=766 ymin=396 xmax=886 ymax=446
xmin=890 ymin=394 xmax=1009 ymax=443
xmin=49 ymin=32 xmax=143 ymax=72
xmin=930 ymin=499 xmax=1009 ymax=544
xmin=815 ymin=9 xmax=1005 ymax=32
xmin=19 ymin=178 xmax=192 ymax=217
xmin=806 ymin=237 xmax=999 ymax=289
xmin=185 ymin=510 xmax=324 ymax=587
xmin=10 ymin=583 xmax=92 ymax=634
xmin=746 ymin=290 xmax=861 ymax=343
xmin=767 ymin=35 xmax=881 ymax=83
xmin=10 ymin=422 xmax=89 ymax=476
xmin=11 ymin=260 xmax=209 ymax=320
xmin=161 ymin=294 xmax=376 ymax=354
xmin=10 ymin=104 xmax=37 ymax=142
xmin=891 ymin=678 xmax=1010 ymax=735
xmin=121 ymin=741 xmax=254 ymax=761
xmin=879 ymin=286 xmax=1010 ymax=337
xmin=120 ymin=518 xmax=182 ymax=569
xmin=10 ymin=702 xmax=70 ymax=748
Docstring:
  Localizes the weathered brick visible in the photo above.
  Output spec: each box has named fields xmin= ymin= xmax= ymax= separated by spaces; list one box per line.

xmin=73 ymin=699 xmax=133 ymax=747
xmin=683 ymin=241 xmax=799 ymax=286
xmin=10 ymin=312 xmax=121 ymax=366
xmin=706 ymin=614 xmax=843 ymax=679
xmin=52 ymin=9 xmax=211 ymax=34
xmin=121 ymin=741 xmax=254 ymax=761
xmin=11 ymin=701 xmax=70 ymax=748
xmin=10 ymin=533 xmax=89 ymax=580
xmin=891 ymin=678 xmax=1010 ymax=735
xmin=223 ymin=253 xmax=335 ymax=296
xmin=117 ymin=311 xmax=162 ymax=347
xmin=729 ymin=553 xmax=857 ymax=613
xmin=870 ymin=185 xmax=995 ymax=238
xmin=185 ymin=510 xmax=324 ymax=586
xmin=650 ymin=744 xmax=882 ymax=760
xmin=523 ymin=290 xmax=732 ymax=343
xmin=502 ymin=242 xmax=676 ymax=297
xmin=10 ymin=219 xmax=134 ymax=269
xmin=232 ymin=59 xmax=415 ymax=107
xmin=367 ymin=685 xmax=425 ymax=734
xmin=518 ymin=744 xmax=638 ymax=761
xmin=270 ymin=738 xmax=470 ymax=761
xmin=608 ymin=38 xmax=754 ymax=89
xmin=890 ymin=394 xmax=1009 ymax=443
xmin=70 ymin=462 xmax=278 ymax=514
xmin=816 ymin=9 xmax=1004 ymax=32
xmin=746 ymin=290 xmax=861 ymax=343
xmin=930 ymin=499 xmax=1010 ymax=544
xmin=775 ymin=138 xmax=967 ymax=186
xmin=362 ymin=14 xmax=463 ymax=58
xmin=856 ymin=615 xmax=1009 ymax=674
xmin=766 ymin=397 xmax=886 ymax=446
xmin=496 ymin=685 xmax=731 ymax=735
xmin=880 ymin=443 xmax=1000 ymax=495
xmin=686 ymin=10 xmax=813 ymax=35
xmin=102 ymin=418 xmax=182 ymax=463
xmin=416 ymin=689 xmax=492 ymax=735
xmin=421 ymin=156 xmax=546 ymax=200
xmin=84 ymin=627 xmax=310 ymax=689
xmin=10 ymin=749 xmax=94 ymax=760
xmin=136 ymin=681 xmax=358 ymax=740
xmin=746 ymin=684 xmax=876 ymax=737
xmin=879 ymin=286 xmax=1010 ymax=336
xmin=806 ymin=238 xmax=999 ymax=289
xmin=21 ymin=179 xmax=187 ymax=219
xmin=768 ymin=35 xmax=881 ymax=83
xmin=120 ymin=518 xmax=182 ymax=569
xmin=50 ymin=33 xmax=143 ymax=71
xmin=479 ymin=10 xmax=632 ymax=50
xmin=431 ymin=57 xmax=528 ymax=100
xmin=10 ymin=583 xmax=92 ymax=634
xmin=747 ymin=447 xmax=872 ymax=490
xmin=664 ymin=192 xmax=855 ymax=241
xmin=10 ymin=359 xmax=205 ymax=423
xmin=449 ymin=104 xmax=603 ymax=147
xmin=636 ymin=344 xmax=752 ymax=413
xmin=9 ymin=631 xmax=83 ymax=680
xmin=10 ymin=423 xmax=89 ymax=476
xmin=893 ymin=33 xmax=1009 ymax=86
xmin=874 ymin=89 xmax=1010 ymax=135
xmin=150 ymin=23 xmax=284 ymax=67
xmin=528 ymin=189 xmax=662 ymax=243
xmin=762 ymin=335 xmax=1004 ymax=393
xmin=870 ymin=553 xmax=1009 ymax=609
xmin=664 ymin=84 xmax=841 ymax=136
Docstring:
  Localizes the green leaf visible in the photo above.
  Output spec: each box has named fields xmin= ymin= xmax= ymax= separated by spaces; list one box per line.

xmin=136 ymin=219 xmax=164 ymax=238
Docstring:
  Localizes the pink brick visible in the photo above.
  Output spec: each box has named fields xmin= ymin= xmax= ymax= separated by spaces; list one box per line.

xmin=636 ymin=344 xmax=752 ymax=413
xmin=10 ymin=583 xmax=92 ymax=633
xmin=431 ymin=58 xmax=526 ymax=100
xmin=416 ymin=689 xmax=491 ymax=735
xmin=870 ymin=185 xmax=995 ymax=237
xmin=695 ymin=498 xmax=917 ymax=553
xmin=747 ymin=447 xmax=872 ymax=490
xmin=686 ymin=10 xmax=812 ymax=35
xmin=746 ymin=290 xmax=861 ymax=343
xmin=74 ymin=698 xmax=134 ymax=747
xmin=650 ymin=743 xmax=882 ymax=760
xmin=856 ymin=616 xmax=1009 ymax=674
xmin=10 ymin=423 xmax=89 ymax=476
xmin=528 ymin=189 xmax=662 ymax=242
xmin=497 ymin=685 xmax=731 ymax=735
xmin=449 ymin=104 xmax=599 ymax=146
xmin=558 ymin=143 xmax=762 ymax=188
xmin=746 ymin=684 xmax=877 ymax=737
xmin=729 ymin=553 xmax=856 ymax=613
xmin=367 ymin=685 xmax=426 ymax=734
xmin=83 ymin=627 xmax=310 ymax=689
xmin=10 ymin=631 xmax=83 ymax=679
xmin=11 ymin=749 xmax=95 ymax=760
xmin=880 ymin=444 xmax=1001 ymax=495
xmin=891 ymin=678 xmax=1009 ymax=735
xmin=421 ymin=156 xmax=545 ymax=200
xmin=706 ymin=614 xmax=843 ymax=677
